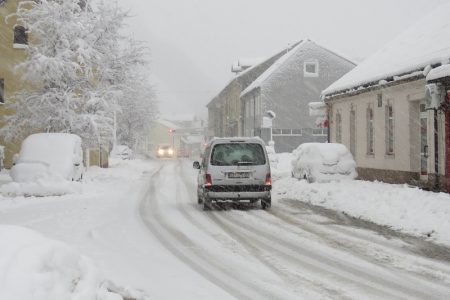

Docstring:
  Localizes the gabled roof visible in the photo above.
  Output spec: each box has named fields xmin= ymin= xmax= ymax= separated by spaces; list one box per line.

xmin=207 ymin=42 xmax=301 ymax=107
xmin=241 ymin=39 xmax=356 ymax=98
xmin=323 ymin=2 xmax=450 ymax=98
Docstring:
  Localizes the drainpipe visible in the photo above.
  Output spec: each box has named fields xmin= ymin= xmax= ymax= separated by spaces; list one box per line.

xmin=434 ymin=108 xmax=440 ymax=191
xmin=327 ymin=103 xmax=331 ymax=143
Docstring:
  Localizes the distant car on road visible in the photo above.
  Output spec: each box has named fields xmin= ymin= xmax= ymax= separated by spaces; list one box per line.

xmin=11 ymin=133 xmax=84 ymax=182
xmin=156 ymin=144 xmax=174 ymax=158
xmin=291 ymin=143 xmax=357 ymax=183
xmin=193 ymin=137 xmax=272 ymax=210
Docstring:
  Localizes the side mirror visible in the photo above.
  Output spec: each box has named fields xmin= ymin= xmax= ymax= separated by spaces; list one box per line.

xmin=193 ymin=161 xmax=201 ymax=169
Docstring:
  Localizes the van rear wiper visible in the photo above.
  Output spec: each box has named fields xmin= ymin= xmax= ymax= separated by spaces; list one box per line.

xmin=236 ymin=161 xmax=253 ymax=166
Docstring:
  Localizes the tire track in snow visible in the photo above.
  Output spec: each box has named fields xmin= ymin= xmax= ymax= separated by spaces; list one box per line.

xmin=176 ymin=161 xmax=342 ymax=299
xmin=178 ymin=161 xmax=448 ymax=299
xmin=253 ymin=205 xmax=450 ymax=286
xmin=139 ymin=161 xmax=283 ymax=300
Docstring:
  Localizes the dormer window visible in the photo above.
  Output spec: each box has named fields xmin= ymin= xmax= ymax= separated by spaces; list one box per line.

xmin=304 ymin=60 xmax=319 ymax=78
xmin=13 ymin=25 xmax=28 ymax=49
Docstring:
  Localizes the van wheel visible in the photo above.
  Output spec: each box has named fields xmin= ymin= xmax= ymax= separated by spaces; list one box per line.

xmin=261 ymin=197 xmax=271 ymax=210
xmin=203 ymin=198 xmax=212 ymax=211
xmin=197 ymin=189 xmax=203 ymax=204
xmin=203 ymin=201 xmax=211 ymax=211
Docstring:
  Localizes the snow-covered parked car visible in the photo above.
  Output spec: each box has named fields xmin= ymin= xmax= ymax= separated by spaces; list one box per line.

xmin=11 ymin=133 xmax=84 ymax=182
xmin=110 ymin=145 xmax=133 ymax=160
xmin=291 ymin=143 xmax=357 ymax=183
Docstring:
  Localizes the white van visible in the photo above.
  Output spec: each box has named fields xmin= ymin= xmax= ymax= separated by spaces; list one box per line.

xmin=11 ymin=133 xmax=84 ymax=182
xmin=193 ymin=137 xmax=272 ymax=210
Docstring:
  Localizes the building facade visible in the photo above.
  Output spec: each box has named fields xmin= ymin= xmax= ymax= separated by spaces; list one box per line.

xmin=241 ymin=40 xmax=355 ymax=153
xmin=0 ymin=0 xmax=29 ymax=168
xmin=322 ymin=5 xmax=450 ymax=190
xmin=207 ymin=44 xmax=299 ymax=139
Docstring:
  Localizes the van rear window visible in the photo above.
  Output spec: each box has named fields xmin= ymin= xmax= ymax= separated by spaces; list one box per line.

xmin=211 ymin=143 xmax=266 ymax=166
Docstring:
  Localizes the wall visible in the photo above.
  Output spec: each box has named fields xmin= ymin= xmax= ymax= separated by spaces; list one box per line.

xmin=328 ymin=78 xmax=446 ymax=186
xmin=0 ymin=0 xmax=28 ymax=168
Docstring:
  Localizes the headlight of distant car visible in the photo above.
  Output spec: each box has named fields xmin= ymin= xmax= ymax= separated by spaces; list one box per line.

xmin=158 ymin=149 xmax=164 ymax=155
xmin=168 ymin=148 xmax=174 ymax=155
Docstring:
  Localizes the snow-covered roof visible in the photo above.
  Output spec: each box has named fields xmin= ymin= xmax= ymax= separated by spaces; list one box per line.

xmin=155 ymin=119 xmax=180 ymax=130
xmin=427 ymin=64 xmax=450 ymax=81
xmin=323 ymin=2 xmax=450 ymax=97
xmin=241 ymin=41 xmax=306 ymax=97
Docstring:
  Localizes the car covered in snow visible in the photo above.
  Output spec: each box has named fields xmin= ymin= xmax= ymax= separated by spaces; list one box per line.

xmin=193 ymin=137 xmax=272 ymax=210
xmin=291 ymin=143 xmax=357 ymax=183
xmin=11 ymin=133 xmax=84 ymax=182
xmin=110 ymin=145 xmax=133 ymax=160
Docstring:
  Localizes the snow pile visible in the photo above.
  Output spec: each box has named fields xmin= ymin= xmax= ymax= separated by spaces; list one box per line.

xmin=426 ymin=64 xmax=450 ymax=81
xmin=269 ymin=151 xmax=295 ymax=180
xmin=0 ymin=225 xmax=144 ymax=300
xmin=274 ymin=178 xmax=450 ymax=246
xmin=291 ymin=143 xmax=357 ymax=182
xmin=323 ymin=2 xmax=450 ymax=96
xmin=0 ymin=180 xmax=81 ymax=197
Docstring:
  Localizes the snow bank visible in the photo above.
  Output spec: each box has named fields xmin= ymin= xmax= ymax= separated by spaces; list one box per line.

xmin=0 ymin=225 xmax=140 ymax=300
xmin=274 ymin=178 xmax=450 ymax=247
xmin=0 ymin=179 xmax=81 ymax=197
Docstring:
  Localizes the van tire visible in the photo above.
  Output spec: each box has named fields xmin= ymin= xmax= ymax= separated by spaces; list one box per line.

xmin=203 ymin=201 xmax=211 ymax=211
xmin=261 ymin=196 xmax=271 ymax=210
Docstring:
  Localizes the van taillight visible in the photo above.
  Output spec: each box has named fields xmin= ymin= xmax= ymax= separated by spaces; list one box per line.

xmin=265 ymin=173 xmax=272 ymax=186
xmin=205 ymin=174 xmax=212 ymax=187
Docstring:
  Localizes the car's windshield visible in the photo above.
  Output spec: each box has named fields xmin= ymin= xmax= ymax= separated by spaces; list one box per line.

xmin=210 ymin=143 xmax=266 ymax=166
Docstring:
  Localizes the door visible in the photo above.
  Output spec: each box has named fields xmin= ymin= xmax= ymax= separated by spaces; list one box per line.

xmin=420 ymin=103 xmax=428 ymax=180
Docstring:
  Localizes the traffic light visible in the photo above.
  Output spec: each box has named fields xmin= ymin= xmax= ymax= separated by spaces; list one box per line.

xmin=169 ymin=128 xmax=175 ymax=133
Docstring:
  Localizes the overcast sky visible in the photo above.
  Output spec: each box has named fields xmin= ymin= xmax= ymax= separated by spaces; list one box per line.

xmin=118 ymin=0 xmax=450 ymax=120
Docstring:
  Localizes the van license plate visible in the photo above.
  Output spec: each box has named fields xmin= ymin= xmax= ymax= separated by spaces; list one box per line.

xmin=228 ymin=172 xmax=250 ymax=178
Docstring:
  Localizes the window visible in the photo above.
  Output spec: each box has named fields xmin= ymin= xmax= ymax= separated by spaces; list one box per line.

xmin=211 ymin=143 xmax=266 ymax=166
xmin=377 ymin=94 xmax=383 ymax=107
xmin=350 ymin=109 xmax=356 ymax=156
xmin=336 ymin=112 xmax=342 ymax=143
xmin=272 ymin=128 xmax=302 ymax=136
xmin=304 ymin=60 xmax=319 ymax=78
xmin=291 ymin=129 xmax=302 ymax=135
xmin=0 ymin=79 xmax=4 ymax=104
xmin=13 ymin=26 xmax=28 ymax=48
xmin=386 ymin=104 xmax=394 ymax=154
xmin=367 ymin=108 xmax=374 ymax=154
xmin=272 ymin=129 xmax=281 ymax=135
xmin=312 ymin=128 xmax=327 ymax=136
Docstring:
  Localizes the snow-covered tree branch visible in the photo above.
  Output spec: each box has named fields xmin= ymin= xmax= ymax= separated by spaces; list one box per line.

xmin=0 ymin=0 xmax=158 ymax=150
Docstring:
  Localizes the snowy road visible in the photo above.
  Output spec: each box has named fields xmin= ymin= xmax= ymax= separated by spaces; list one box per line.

xmin=2 ymin=159 xmax=450 ymax=299
xmin=141 ymin=159 xmax=450 ymax=299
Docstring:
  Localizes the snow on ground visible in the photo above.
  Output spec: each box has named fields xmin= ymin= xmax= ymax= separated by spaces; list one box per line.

xmin=0 ymin=225 xmax=135 ymax=300
xmin=271 ymin=152 xmax=450 ymax=247
xmin=0 ymin=158 xmax=234 ymax=300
